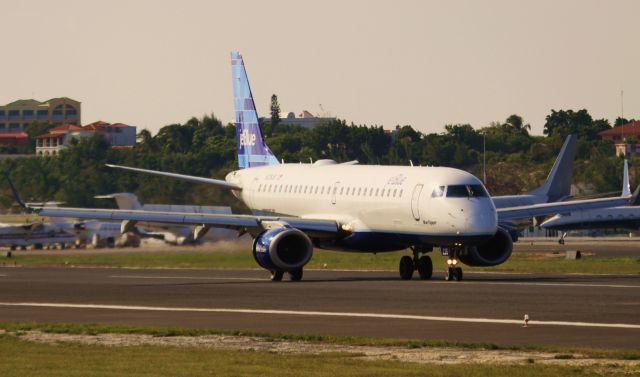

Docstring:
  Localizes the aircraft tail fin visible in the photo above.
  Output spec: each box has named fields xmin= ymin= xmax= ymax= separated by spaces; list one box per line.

xmin=529 ymin=134 xmax=576 ymax=201
xmin=95 ymin=193 xmax=143 ymax=210
xmin=231 ymin=51 xmax=279 ymax=169
xmin=622 ymin=160 xmax=631 ymax=197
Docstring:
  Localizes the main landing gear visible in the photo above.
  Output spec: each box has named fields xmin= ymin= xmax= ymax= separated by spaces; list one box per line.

xmin=270 ymin=268 xmax=304 ymax=282
xmin=398 ymin=249 xmax=433 ymax=280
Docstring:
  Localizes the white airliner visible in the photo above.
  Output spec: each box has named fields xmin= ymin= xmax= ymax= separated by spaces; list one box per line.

xmin=0 ymin=221 xmax=76 ymax=250
xmin=4 ymin=52 xmax=632 ymax=282
xmin=542 ymin=160 xmax=640 ymax=243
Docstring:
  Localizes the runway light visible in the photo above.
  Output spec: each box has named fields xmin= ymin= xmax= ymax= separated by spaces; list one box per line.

xmin=523 ymin=314 xmax=530 ymax=328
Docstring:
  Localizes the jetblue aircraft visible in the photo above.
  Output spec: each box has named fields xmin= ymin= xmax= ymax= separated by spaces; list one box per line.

xmin=542 ymin=160 xmax=640 ymax=243
xmin=5 ymin=52 xmax=631 ymax=282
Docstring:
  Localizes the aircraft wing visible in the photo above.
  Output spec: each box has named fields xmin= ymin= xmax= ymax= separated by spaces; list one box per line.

xmin=497 ymin=195 xmax=633 ymax=221
xmin=34 ymin=206 xmax=340 ymax=236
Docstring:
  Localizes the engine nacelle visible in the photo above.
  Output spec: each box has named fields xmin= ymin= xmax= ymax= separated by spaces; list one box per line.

xmin=459 ymin=227 xmax=513 ymax=267
xmin=253 ymin=227 xmax=313 ymax=272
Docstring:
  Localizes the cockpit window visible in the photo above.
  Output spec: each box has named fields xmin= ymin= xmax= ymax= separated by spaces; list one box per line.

xmin=446 ymin=184 xmax=488 ymax=198
xmin=431 ymin=186 xmax=445 ymax=198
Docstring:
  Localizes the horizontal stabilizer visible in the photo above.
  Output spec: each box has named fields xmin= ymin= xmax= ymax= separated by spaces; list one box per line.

xmin=106 ymin=164 xmax=242 ymax=190
xmin=498 ymin=194 xmax=633 ymax=221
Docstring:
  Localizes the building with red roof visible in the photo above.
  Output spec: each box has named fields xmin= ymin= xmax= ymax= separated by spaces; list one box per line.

xmin=599 ymin=121 xmax=640 ymax=157
xmin=35 ymin=121 xmax=136 ymax=156
xmin=0 ymin=132 xmax=29 ymax=147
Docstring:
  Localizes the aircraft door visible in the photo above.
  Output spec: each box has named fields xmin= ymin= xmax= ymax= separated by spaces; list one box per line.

xmin=411 ymin=184 xmax=423 ymax=221
xmin=331 ymin=181 xmax=340 ymax=205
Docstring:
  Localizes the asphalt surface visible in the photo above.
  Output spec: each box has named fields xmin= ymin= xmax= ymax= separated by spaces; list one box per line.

xmin=0 ymin=267 xmax=638 ymax=349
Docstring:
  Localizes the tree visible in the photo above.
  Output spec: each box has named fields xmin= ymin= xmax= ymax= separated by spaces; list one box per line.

xmin=543 ymin=109 xmax=609 ymax=140
xmin=504 ymin=114 xmax=531 ymax=134
xmin=614 ymin=117 xmax=636 ymax=127
xmin=270 ymin=94 xmax=281 ymax=127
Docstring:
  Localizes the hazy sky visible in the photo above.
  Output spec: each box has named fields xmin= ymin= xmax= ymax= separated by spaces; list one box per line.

xmin=2 ymin=0 xmax=639 ymax=135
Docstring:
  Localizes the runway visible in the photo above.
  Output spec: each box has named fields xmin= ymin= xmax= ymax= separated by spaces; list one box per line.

xmin=0 ymin=267 xmax=638 ymax=349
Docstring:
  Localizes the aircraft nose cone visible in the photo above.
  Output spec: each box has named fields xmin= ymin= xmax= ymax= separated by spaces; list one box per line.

xmin=464 ymin=203 xmax=497 ymax=235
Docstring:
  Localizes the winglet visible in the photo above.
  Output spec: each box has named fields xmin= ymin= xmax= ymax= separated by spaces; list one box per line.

xmin=2 ymin=171 xmax=27 ymax=209
xmin=622 ymin=160 xmax=631 ymax=197
xmin=631 ymin=184 xmax=640 ymax=206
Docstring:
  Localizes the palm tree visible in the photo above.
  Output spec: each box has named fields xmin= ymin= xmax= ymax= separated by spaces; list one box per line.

xmin=504 ymin=114 xmax=531 ymax=133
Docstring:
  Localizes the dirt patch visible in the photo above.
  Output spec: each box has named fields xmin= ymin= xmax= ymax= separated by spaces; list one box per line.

xmin=4 ymin=330 xmax=639 ymax=368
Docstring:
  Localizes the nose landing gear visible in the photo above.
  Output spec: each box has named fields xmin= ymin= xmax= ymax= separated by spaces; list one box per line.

xmin=445 ymin=259 xmax=463 ymax=281
xmin=442 ymin=246 xmax=464 ymax=281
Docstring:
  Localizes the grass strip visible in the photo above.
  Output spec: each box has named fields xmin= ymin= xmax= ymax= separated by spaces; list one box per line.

xmin=0 ymin=321 xmax=638 ymax=361
xmin=1 ymin=249 xmax=639 ymax=275
xmin=2 ymin=334 xmax=633 ymax=377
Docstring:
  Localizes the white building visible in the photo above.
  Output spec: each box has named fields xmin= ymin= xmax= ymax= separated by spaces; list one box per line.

xmin=267 ymin=110 xmax=335 ymax=129
xmin=35 ymin=121 xmax=136 ymax=156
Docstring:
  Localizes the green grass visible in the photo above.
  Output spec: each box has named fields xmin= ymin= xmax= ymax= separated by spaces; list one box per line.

xmin=2 ymin=248 xmax=639 ymax=275
xmin=0 ymin=335 xmax=636 ymax=377
xmin=1 ymin=322 xmax=638 ymax=361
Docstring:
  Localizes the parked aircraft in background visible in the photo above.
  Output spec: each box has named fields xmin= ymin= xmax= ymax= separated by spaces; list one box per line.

xmin=492 ymin=134 xmax=576 ymax=209
xmin=542 ymin=160 xmax=639 ymax=243
xmin=0 ymin=221 xmax=76 ymax=250
xmin=95 ymin=193 xmax=233 ymax=245
xmin=4 ymin=52 xmax=632 ymax=282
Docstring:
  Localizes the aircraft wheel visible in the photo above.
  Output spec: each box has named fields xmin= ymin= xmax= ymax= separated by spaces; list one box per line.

xmin=445 ymin=267 xmax=453 ymax=281
xmin=288 ymin=268 xmax=303 ymax=282
xmin=416 ymin=256 xmax=433 ymax=280
xmin=10 ymin=245 xmax=16 ymax=251
xmin=20 ymin=245 xmax=27 ymax=251
xmin=399 ymin=256 xmax=414 ymax=280
xmin=558 ymin=239 xmax=565 ymax=245
xmin=454 ymin=267 xmax=463 ymax=281
xmin=270 ymin=270 xmax=284 ymax=282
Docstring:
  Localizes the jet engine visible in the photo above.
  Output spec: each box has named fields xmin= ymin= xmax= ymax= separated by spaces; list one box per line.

xmin=459 ymin=227 xmax=513 ymax=267
xmin=253 ymin=227 xmax=313 ymax=272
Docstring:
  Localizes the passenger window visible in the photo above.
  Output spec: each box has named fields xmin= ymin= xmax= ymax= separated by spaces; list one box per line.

xmin=258 ymin=184 xmax=262 ymax=192
xmin=340 ymin=187 xmax=344 ymax=195
xmin=375 ymin=188 xmax=379 ymax=196
xmin=321 ymin=187 xmax=325 ymax=194
xmin=314 ymin=186 xmax=319 ymax=194
xmin=399 ymin=189 xmax=403 ymax=197
xmin=431 ymin=186 xmax=445 ymax=198
xmin=387 ymin=189 xmax=391 ymax=197
xmin=393 ymin=189 xmax=397 ymax=197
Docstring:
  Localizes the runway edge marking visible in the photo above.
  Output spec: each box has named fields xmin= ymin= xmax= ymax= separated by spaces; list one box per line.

xmin=1 ymin=302 xmax=639 ymax=329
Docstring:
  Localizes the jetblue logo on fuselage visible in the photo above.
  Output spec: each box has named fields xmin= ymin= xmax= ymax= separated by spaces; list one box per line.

xmin=239 ymin=129 xmax=257 ymax=147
